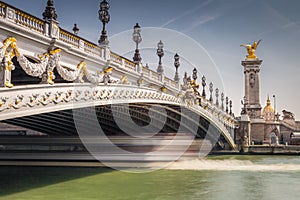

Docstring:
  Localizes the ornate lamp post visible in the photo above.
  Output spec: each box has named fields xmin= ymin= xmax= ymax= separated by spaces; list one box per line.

xmin=192 ymin=68 xmax=197 ymax=81
xmin=43 ymin=0 xmax=57 ymax=21
xmin=156 ymin=40 xmax=164 ymax=74
xmin=73 ymin=24 xmax=79 ymax=35
xmin=183 ymin=72 xmax=188 ymax=89
xmin=98 ymin=0 xmax=110 ymax=46
xmin=221 ymin=92 xmax=224 ymax=110
xmin=132 ymin=23 xmax=142 ymax=64
xmin=229 ymin=100 xmax=233 ymax=115
xmin=215 ymin=88 xmax=219 ymax=106
xmin=273 ymin=95 xmax=276 ymax=120
xmin=201 ymin=76 xmax=206 ymax=98
xmin=209 ymin=82 xmax=213 ymax=102
xmin=174 ymin=53 xmax=180 ymax=82
xmin=226 ymin=96 xmax=229 ymax=113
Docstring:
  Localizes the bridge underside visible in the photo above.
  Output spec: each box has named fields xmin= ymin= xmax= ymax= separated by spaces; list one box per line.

xmin=2 ymin=103 xmax=231 ymax=150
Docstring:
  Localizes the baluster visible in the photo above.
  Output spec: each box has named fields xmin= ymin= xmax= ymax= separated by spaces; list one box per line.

xmin=22 ymin=15 xmax=25 ymax=25
xmin=32 ymin=19 xmax=35 ymax=29
xmin=39 ymin=21 xmax=43 ymax=32
xmin=36 ymin=21 xmax=39 ymax=31
xmin=18 ymin=14 xmax=21 ymax=24
xmin=29 ymin=17 xmax=33 ymax=28
xmin=28 ymin=17 xmax=31 ymax=28
xmin=35 ymin=20 xmax=37 ymax=31
xmin=19 ymin=14 xmax=22 ymax=24
xmin=24 ymin=16 xmax=27 ymax=26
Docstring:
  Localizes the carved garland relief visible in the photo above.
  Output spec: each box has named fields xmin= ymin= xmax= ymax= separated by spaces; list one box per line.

xmin=0 ymin=37 xmax=118 ymax=88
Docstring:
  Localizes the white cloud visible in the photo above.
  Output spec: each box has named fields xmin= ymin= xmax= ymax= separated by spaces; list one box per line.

xmin=160 ymin=0 xmax=214 ymax=28
xmin=183 ymin=14 xmax=221 ymax=33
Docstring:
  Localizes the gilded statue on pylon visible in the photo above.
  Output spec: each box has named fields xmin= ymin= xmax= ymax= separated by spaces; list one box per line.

xmin=240 ymin=39 xmax=262 ymax=60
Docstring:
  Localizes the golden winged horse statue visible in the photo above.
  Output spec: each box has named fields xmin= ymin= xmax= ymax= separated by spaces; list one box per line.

xmin=240 ymin=39 xmax=262 ymax=60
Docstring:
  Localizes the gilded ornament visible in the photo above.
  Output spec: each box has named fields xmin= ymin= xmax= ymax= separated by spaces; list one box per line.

xmin=15 ymin=99 xmax=20 ymax=105
xmin=1 ymin=37 xmax=123 ymax=87
xmin=121 ymin=75 xmax=128 ymax=84
xmin=240 ymin=39 xmax=262 ymax=60
xmin=104 ymin=66 xmax=113 ymax=73
xmin=1 ymin=37 xmax=19 ymax=88
xmin=47 ymin=71 xmax=54 ymax=85
xmin=49 ymin=47 xmax=61 ymax=55
xmin=161 ymin=86 xmax=167 ymax=92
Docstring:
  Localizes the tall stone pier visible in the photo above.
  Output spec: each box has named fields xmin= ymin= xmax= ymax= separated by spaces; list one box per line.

xmin=242 ymin=59 xmax=263 ymax=119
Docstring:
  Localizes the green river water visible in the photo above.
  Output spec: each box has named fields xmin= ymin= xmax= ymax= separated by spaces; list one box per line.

xmin=0 ymin=155 xmax=300 ymax=200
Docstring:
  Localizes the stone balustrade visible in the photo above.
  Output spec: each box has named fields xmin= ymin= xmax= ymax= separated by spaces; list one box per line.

xmin=59 ymin=29 xmax=80 ymax=48
xmin=142 ymin=66 xmax=151 ymax=77
xmin=151 ymin=72 xmax=160 ymax=81
xmin=110 ymin=52 xmax=123 ymax=66
xmin=83 ymin=41 xmax=102 ymax=57
xmin=124 ymin=59 xmax=136 ymax=71
xmin=15 ymin=11 xmax=45 ymax=34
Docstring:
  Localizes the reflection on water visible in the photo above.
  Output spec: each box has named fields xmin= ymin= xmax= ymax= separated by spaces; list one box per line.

xmin=1 ymin=156 xmax=300 ymax=200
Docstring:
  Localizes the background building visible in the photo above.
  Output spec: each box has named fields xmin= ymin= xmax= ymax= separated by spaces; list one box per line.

xmin=237 ymin=43 xmax=300 ymax=147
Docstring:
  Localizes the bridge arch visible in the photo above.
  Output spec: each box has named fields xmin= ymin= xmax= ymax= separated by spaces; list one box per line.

xmin=0 ymin=1 xmax=237 ymax=154
xmin=0 ymin=83 xmax=236 ymax=150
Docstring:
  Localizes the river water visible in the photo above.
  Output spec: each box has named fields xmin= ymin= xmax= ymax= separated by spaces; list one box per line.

xmin=1 ymin=155 xmax=300 ymax=200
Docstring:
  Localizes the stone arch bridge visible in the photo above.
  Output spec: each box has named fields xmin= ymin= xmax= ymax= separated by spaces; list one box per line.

xmin=0 ymin=1 xmax=237 ymax=156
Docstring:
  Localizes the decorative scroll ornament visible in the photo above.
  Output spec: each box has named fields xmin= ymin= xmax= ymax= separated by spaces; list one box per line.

xmin=0 ymin=37 xmax=120 ymax=88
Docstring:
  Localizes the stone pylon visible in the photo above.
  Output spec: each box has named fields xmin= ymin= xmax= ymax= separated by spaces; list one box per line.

xmin=241 ymin=59 xmax=263 ymax=119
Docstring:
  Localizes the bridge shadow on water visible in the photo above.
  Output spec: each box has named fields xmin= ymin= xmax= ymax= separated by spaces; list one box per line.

xmin=0 ymin=166 xmax=113 ymax=197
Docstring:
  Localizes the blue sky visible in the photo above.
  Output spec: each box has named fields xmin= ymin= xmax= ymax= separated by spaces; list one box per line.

xmin=4 ymin=0 xmax=300 ymax=119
